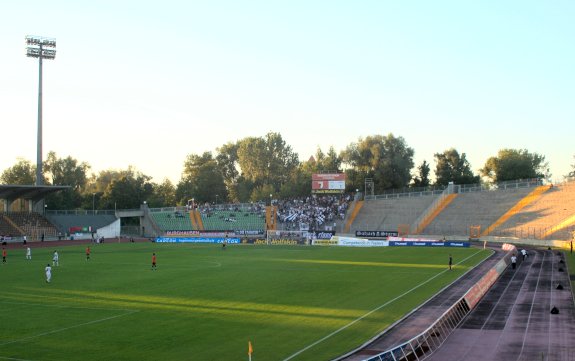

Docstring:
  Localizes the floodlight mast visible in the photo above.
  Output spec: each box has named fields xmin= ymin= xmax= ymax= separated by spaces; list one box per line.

xmin=25 ymin=35 xmax=56 ymax=186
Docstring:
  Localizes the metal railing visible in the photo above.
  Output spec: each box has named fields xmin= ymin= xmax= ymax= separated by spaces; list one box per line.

xmin=365 ymin=178 xmax=543 ymax=200
xmin=362 ymin=299 xmax=471 ymax=361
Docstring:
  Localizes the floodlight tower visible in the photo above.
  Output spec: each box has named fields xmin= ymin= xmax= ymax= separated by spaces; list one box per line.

xmin=26 ymin=35 xmax=56 ymax=186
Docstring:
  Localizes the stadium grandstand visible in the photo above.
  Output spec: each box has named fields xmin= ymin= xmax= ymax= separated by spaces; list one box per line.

xmin=2 ymin=178 xmax=575 ymax=243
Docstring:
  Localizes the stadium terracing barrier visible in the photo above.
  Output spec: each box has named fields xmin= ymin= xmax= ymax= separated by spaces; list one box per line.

xmin=411 ymin=185 xmax=458 ymax=235
xmin=481 ymin=185 xmax=551 ymax=237
xmin=344 ymin=201 xmax=363 ymax=233
xmin=358 ymin=245 xmax=515 ymax=361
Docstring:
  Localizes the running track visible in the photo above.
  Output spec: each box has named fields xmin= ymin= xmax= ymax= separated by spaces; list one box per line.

xmin=338 ymin=248 xmax=575 ymax=361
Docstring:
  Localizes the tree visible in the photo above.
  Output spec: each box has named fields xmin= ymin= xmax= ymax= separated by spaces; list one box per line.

xmin=148 ymin=178 xmax=176 ymax=207
xmin=236 ymin=132 xmax=299 ymax=193
xmin=176 ymin=152 xmax=227 ymax=204
xmin=412 ymin=160 xmax=431 ymax=188
xmin=434 ymin=148 xmax=479 ymax=186
xmin=99 ymin=167 xmax=155 ymax=209
xmin=216 ymin=142 xmax=241 ymax=202
xmin=480 ymin=148 xmax=549 ymax=183
xmin=1 ymin=159 xmax=36 ymax=185
xmin=43 ymin=152 xmax=91 ymax=209
xmin=313 ymin=146 xmax=342 ymax=173
xmin=341 ymin=134 xmax=414 ymax=192
xmin=568 ymin=155 xmax=575 ymax=178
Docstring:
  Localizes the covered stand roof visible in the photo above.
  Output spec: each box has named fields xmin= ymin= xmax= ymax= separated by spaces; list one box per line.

xmin=0 ymin=185 xmax=70 ymax=202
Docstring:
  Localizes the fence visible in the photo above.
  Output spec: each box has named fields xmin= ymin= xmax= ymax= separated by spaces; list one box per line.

xmin=365 ymin=178 xmax=543 ymax=200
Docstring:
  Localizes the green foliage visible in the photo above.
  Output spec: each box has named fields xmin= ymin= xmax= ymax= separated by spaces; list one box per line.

xmin=0 ymin=158 xmax=36 ymax=184
xmin=237 ymin=132 xmax=299 ymax=191
xmin=412 ymin=160 xmax=431 ymax=188
xmin=480 ymin=148 xmax=548 ymax=183
xmin=0 ymin=243 xmax=489 ymax=361
xmin=569 ymin=156 xmax=575 ymax=178
xmin=176 ymin=152 xmax=227 ymax=205
xmin=341 ymin=134 xmax=414 ymax=192
xmin=43 ymin=152 xmax=90 ymax=209
xmin=434 ymin=148 xmax=479 ymax=186
xmin=99 ymin=167 xmax=155 ymax=209
xmin=250 ymin=183 xmax=275 ymax=203
xmin=147 ymin=178 xmax=176 ymax=207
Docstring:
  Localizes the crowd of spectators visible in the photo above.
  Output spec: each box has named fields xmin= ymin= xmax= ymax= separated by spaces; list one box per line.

xmin=276 ymin=194 xmax=351 ymax=231
xmin=183 ymin=194 xmax=351 ymax=231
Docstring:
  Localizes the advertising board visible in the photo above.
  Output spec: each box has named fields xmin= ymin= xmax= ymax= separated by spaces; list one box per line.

xmin=155 ymin=237 xmax=241 ymax=244
xmin=388 ymin=241 xmax=470 ymax=247
xmin=355 ymin=230 xmax=399 ymax=238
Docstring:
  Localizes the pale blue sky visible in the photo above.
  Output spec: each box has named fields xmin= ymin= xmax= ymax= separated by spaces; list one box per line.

xmin=1 ymin=0 xmax=574 ymax=184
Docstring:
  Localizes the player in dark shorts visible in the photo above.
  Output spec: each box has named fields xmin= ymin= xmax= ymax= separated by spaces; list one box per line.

xmin=151 ymin=253 xmax=157 ymax=270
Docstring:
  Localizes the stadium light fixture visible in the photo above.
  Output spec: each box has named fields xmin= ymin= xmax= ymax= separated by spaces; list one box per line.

xmin=25 ymin=35 xmax=56 ymax=186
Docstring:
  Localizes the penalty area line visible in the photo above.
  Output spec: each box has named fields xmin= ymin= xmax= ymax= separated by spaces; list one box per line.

xmin=0 ymin=310 xmax=140 ymax=347
xmin=282 ymin=250 xmax=483 ymax=361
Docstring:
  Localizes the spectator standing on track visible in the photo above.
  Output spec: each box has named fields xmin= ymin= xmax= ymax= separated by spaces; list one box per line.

xmin=23 ymin=235 xmax=27 ymax=245
xmin=511 ymin=254 xmax=517 ymax=269
xmin=521 ymin=249 xmax=527 ymax=261
xmin=26 ymin=247 xmax=32 ymax=260
xmin=45 ymin=263 xmax=52 ymax=283
xmin=2 ymin=247 xmax=6 ymax=264
xmin=53 ymin=250 xmax=59 ymax=267
xmin=151 ymin=253 xmax=157 ymax=270
xmin=86 ymin=246 xmax=91 ymax=261
xmin=41 ymin=233 xmax=44 ymax=242
xmin=448 ymin=254 xmax=453 ymax=270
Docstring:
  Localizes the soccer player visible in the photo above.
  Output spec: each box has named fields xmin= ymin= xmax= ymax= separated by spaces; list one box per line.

xmin=448 ymin=254 xmax=453 ymax=270
xmin=151 ymin=253 xmax=157 ymax=270
xmin=2 ymin=247 xmax=6 ymax=264
xmin=45 ymin=263 xmax=52 ymax=283
xmin=86 ymin=246 xmax=91 ymax=261
xmin=26 ymin=247 xmax=32 ymax=260
xmin=53 ymin=250 xmax=59 ymax=267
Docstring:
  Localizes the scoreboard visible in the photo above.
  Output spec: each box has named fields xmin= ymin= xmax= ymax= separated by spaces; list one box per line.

xmin=312 ymin=173 xmax=346 ymax=194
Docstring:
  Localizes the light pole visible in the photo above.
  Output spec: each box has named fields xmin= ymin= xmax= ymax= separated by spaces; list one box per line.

xmin=92 ymin=193 xmax=95 ymax=213
xmin=216 ymin=194 xmax=219 ymax=205
xmin=269 ymin=194 xmax=273 ymax=206
xmin=26 ymin=35 xmax=56 ymax=186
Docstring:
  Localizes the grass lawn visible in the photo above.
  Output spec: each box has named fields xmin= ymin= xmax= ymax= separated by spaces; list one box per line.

xmin=0 ymin=243 xmax=490 ymax=361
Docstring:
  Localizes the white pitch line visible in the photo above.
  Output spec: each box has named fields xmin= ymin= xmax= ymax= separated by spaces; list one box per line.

xmin=282 ymin=250 xmax=483 ymax=361
xmin=0 ymin=310 xmax=139 ymax=347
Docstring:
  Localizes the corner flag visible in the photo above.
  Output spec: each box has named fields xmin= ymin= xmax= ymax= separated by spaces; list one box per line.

xmin=248 ymin=341 xmax=253 ymax=361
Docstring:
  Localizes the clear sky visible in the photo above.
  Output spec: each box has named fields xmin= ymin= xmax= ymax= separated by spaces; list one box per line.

xmin=1 ymin=0 xmax=574 ymax=184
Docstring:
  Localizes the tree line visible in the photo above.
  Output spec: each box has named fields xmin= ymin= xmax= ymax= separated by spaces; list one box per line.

xmin=0 ymin=132 xmax=556 ymax=210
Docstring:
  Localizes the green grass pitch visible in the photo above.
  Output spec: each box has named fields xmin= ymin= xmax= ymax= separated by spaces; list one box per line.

xmin=0 ymin=243 xmax=490 ymax=361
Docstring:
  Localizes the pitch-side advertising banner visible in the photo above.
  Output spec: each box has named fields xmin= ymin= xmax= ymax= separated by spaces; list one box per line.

xmin=155 ymin=237 xmax=241 ymax=243
xmin=312 ymin=236 xmax=389 ymax=247
xmin=355 ymin=230 xmax=399 ymax=238
xmin=337 ymin=237 xmax=389 ymax=247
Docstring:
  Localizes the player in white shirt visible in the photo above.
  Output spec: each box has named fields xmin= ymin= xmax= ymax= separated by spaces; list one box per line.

xmin=45 ymin=264 xmax=52 ymax=283
xmin=52 ymin=251 xmax=59 ymax=266
xmin=26 ymin=247 xmax=31 ymax=260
